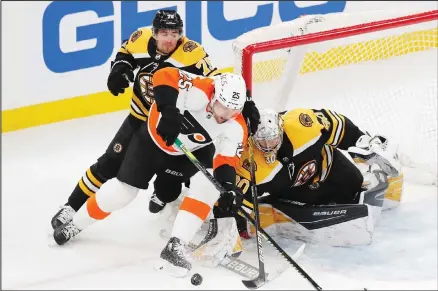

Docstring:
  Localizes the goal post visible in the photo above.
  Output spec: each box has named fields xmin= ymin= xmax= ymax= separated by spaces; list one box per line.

xmin=233 ymin=9 xmax=438 ymax=182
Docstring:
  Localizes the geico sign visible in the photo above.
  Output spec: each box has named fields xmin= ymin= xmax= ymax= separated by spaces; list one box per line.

xmin=42 ymin=1 xmax=346 ymax=73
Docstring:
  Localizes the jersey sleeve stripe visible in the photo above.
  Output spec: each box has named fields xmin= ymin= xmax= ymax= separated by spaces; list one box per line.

xmin=325 ymin=110 xmax=345 ymax=147
xmin=130 ymin=100 xmax=147 ymax=120
xmin=331 ymin=111 xmax=345 ymax=146
xmin=129 ymin=107 xmax=147 ymax=121
xmin=320 ymin=145 xmax=334 ymax=182
xmin=132 ymin=93 xmax=150 ymax=116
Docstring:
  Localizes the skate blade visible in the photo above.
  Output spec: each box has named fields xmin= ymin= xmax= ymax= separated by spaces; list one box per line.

xmin=154 ymin=260 xmax=191 ymax=278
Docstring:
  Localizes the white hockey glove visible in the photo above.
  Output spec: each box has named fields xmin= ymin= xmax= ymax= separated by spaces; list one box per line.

xmin=348 ymin=132 xmax=402 ymax=177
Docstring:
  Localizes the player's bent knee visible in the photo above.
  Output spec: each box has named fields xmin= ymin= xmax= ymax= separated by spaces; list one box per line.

xmin=96 ymin=179 xmax=139 ymax=213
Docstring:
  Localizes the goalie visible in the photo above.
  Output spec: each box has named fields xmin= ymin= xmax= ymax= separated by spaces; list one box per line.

xmin=217 ymin=108 xmax=404 ymax=247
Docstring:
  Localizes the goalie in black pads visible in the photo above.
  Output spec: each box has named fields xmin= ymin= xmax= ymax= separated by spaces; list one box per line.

xmin=230 ymin=108 xmax=404 ymax=246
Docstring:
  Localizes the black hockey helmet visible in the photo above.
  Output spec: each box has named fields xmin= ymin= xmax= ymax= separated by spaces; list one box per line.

xmin=152 ymin=10 xmax=183 ymax=35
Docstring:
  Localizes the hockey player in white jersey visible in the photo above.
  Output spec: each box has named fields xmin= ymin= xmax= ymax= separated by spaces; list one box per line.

xmin=53 ymin=68 xmax=250 ymax=275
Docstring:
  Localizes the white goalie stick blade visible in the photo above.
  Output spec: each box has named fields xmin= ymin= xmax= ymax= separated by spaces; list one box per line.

xmin=219 ymin=243 xmax=306 ymax=283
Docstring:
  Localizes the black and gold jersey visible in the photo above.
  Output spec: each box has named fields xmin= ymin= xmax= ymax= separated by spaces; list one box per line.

xmin=235 ymin=108 xmax=364 ymax=196
xmin=113 ymin=28 xmax=218 ymax=121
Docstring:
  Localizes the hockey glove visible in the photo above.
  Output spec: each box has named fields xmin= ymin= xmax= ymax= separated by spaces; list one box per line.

xmin=107 ymin=61 xmax=134 ymax=96
xmin=156 ymin=107 xmax=184 ymax=146
xmin=214 ymin=187 xmax=244 ymax=218
xmin=241 ymin=90 xmax=260 ymax=135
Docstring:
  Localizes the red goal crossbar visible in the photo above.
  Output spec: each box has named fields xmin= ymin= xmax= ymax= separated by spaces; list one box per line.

xmin=241 ymin=10 xmax=438 ymax=91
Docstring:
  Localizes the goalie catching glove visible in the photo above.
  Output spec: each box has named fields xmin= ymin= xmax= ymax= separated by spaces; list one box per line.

xmin=348 ymin=132 xmax=402 ymax=177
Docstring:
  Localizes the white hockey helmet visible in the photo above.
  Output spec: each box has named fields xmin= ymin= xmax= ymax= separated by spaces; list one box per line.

xmin=212 ymin=73 xmax=247 ymax=111
xmin=253 ymin=109 xmax=284 ymax=163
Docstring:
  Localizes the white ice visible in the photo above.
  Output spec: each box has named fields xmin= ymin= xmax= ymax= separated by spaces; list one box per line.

xmin=2 ymin=109 xmax=437 ymax=290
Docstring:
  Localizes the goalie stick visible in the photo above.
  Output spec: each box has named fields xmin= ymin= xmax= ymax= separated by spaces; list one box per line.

xmin=173 ymin=137 xmax=323 ymax=290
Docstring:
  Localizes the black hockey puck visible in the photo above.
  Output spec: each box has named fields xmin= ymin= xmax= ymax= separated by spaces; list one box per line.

xmin=191 ymin=273 xmax=203 ymax=286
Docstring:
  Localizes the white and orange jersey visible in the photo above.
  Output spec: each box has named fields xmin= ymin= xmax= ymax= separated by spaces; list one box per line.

xmin=148 ymin=67 xmax=248 ymax=170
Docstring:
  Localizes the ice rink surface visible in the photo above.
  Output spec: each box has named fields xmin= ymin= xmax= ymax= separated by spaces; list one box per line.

xmin=2 ymin=109 xmax=437 ymax=290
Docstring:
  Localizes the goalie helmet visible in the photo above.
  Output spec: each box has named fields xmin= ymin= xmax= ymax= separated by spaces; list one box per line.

xmin=253 ymin=109 xmax=284 ymax=164
xmin=212 ymin=73 xmax=247 ymax=111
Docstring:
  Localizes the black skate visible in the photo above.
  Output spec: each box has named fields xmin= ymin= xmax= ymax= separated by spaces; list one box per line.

xmin=160 ymin=237 xmax=192 ymax=277
xmin=51 ymin=205 xmax=76 ymax=229
xmin=149 ymin=191 xmax=166 ymax=213
xmin=53 ymin=221 xmax=82 ymax=246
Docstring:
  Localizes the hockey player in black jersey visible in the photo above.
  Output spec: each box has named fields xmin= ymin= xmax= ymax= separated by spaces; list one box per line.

xmin=222 ymin=108 xmax=404 ymax=246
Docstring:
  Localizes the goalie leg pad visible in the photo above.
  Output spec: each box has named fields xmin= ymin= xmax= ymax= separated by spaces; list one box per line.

xmin=191 ymin=217 xmax=243 ymax=267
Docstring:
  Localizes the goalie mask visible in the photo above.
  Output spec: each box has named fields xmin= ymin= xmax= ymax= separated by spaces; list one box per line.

xmin=253 ymin=109 xmax=284 ymax=164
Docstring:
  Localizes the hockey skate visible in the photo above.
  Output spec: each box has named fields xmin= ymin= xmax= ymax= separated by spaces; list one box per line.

xmin=53 ymin=221 xmax=82 ymax=246
xmin=149 ymin=191 xmax=166 ymax=213
xmin=51 ymin=205 xmax=76 ymax=229
xmin=159 ymin=237 xmax=192 ymax=277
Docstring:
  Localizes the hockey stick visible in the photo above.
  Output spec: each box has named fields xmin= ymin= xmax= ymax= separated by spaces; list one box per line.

xmin=241 ymin=119 xmax=266 ymax=289
xmin=173 ymin=137 xmax=323 ymax=290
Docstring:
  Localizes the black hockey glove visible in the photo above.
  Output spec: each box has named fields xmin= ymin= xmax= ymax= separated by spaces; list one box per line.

xmin=156 ymin=107 xmax=184 ymax=146
xmin=107 ymin=61 xmax=134 ymax=96
xmin=241 ymin=90 xmax=260 ymax=135
xmin=214 ymin=185 xmax=244 ymax=218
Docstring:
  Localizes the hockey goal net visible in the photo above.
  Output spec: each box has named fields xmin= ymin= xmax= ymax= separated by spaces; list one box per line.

xmin=233 ymin=9 xmax=438 ymax=184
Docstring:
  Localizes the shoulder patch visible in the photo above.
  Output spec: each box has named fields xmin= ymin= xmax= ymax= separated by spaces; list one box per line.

xmin=130 ymin=30 xmax=142 ymax=43
xmin=183 ymin=41 xmax=199 ymax=52
xmin=299 ymin=113 xmax=313 ymax=127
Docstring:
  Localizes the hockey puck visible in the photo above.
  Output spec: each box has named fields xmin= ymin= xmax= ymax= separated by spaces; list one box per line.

xmin=191 ymin=273 xmax=203 ymax=286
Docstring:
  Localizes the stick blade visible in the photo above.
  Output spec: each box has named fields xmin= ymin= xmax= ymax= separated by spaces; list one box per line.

xmin=242 ymin=277 xmax=266 ymax=289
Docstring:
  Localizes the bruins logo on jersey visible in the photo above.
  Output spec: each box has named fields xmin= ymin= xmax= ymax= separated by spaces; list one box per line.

xmin=299 ymin=113 xmax=313 ymax=127
xmin=242 ymin=158 xmax=257 ymax=172
xmin=183 ymin=41 xmax=198 ymax=52
xmin=139 ymin=72 xmax=154 ymax=104
xmin=293 ymin=160 xmax=317 ymax=186
xmin=130 ymin=30 xmax=142 ymax=43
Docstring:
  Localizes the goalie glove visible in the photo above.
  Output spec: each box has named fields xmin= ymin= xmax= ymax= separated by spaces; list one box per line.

xmin=348 ymin=132 xmax=401 ymax=177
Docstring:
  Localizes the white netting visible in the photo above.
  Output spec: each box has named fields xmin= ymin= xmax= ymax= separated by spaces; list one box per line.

xmin=233 ymin=9 xmax=438 ymax=184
